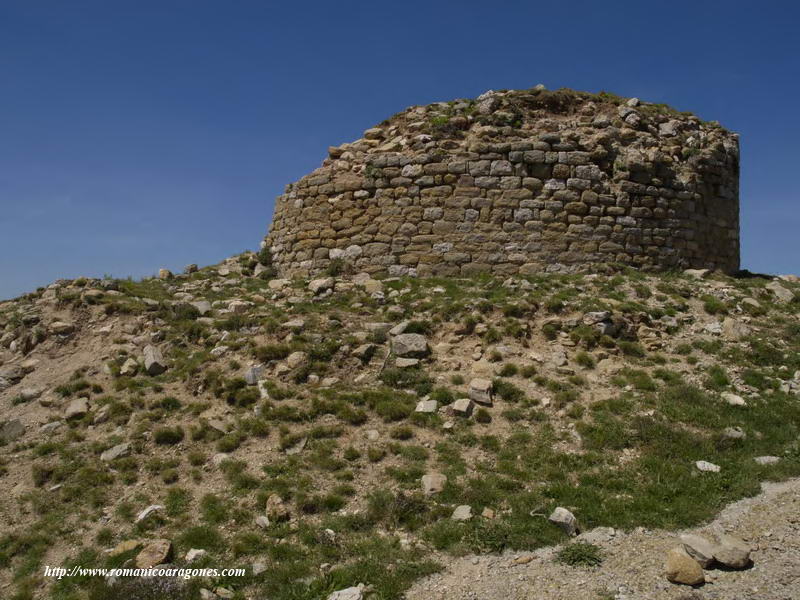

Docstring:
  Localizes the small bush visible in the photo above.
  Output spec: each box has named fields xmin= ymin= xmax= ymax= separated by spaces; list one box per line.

xmin=154 ymin=426 xmax=184 ymax=445
xmin=556 ymin=542 xmax=603 ymax=567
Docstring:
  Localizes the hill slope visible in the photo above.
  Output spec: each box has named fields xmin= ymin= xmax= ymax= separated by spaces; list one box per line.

xmin=1 ymin=256 xmax=799 ymax=599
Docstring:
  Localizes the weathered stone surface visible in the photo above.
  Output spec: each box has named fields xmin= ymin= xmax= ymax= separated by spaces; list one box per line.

xmin=143 ymin=345 xmax=167 ymax=376
xmin=415 ymin=399 xmax=438 ymax=413
xmin=135 ymin=539 xmax=172 ymax=568
xmin=451 ymin=505 xmax=472 ymax=521
xmin=680 ymin=533 xmax=716 ymax=568
xmin=696 ymin=460 xmax=721 ymax=473
xmin=65 ymin=398 xmax=90 ymax=420
xmin=450 ymin=398 xmax=474 ymax=417
xmin=421 ymin=472 xmax=447 ymax=495
xmin=266 ymin=494 xmax=290 ymax=522
xmin=714 ymin=533 xmax=751 ymax=568
xmin=327 ymin=584 xmax=364 ymax=600
xmin=665 ymin=546 xmax=705 ymax=586
xmin=101 ymin=443 xmax=130 ymax=462
xmin=548 ymin=507 xmax=579 ymax=536
xmin=263 ymin=89 xmax=740 ymax=279
xmin=0 ymin=419 xmax=25 ymax=443
xmin=468 ymin=378 xmax=493 ymax=405
xmin=391 ymin=333 xmax=429 ymax=357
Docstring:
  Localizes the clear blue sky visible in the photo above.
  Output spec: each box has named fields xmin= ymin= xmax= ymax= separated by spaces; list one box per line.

xmin=1 ymin=1 xmax=798 ymax=299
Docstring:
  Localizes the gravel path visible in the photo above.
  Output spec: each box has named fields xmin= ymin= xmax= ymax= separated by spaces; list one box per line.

xmin=406 ymin=478 xmax=800 ymax=600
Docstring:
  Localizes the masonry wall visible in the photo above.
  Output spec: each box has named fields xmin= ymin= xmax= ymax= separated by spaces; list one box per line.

xmin=264 ymin=88 xmax=739 ymax=277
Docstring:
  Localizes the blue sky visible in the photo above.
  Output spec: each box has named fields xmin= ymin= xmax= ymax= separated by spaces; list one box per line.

xmin=1 ymin=1 xmax=798 ymax=299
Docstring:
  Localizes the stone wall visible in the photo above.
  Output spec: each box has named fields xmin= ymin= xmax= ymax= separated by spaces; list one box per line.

xmin=263 ymin=87 xmax=739 ymax=277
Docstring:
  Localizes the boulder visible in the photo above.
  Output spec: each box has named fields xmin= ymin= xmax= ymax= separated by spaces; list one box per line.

xmin=50 ymin=321 xmax=75 ymax=335
xmin=158 ymin=269 xmax=173 ymax=280
xmin=309 ymin=278 xmax=335 ymax=295
xmin=135 ymin=539 xmax=172 ymax=568
xmin=0 ymin=419 xmax=25 ymax=443
xmin=450 ymin=398 xmax=474 ymax=417
xmin=64 ymin=398 xmax=90 ymax=420
xmin=548 ymin=506 xmax=579 ymax=536
xmin=190 ymin=300 xmax=212 ymax=315
xmin=680 ymin=533 xmax=716 ymax=568
xmin=143 ymin=345 xmax=167 ymax=376
xmin=415 ymin=400 xmax=438 ymax=413
xmin=391 ymin=333 xmax=429 ymax=358
xmin=468 ymin=378 xmax=493 ymax=405
xmin=101 ymin=443 xmax=130 ymax=462
xmin=714 ymin=533 xmax=751 ymax=569
xmin=286 ymin=351 xmax=308 ymax=369
xmin=766 ymin=281 xmax=793 ymax=303
xmin=421 ymin=472 xmax=447 ymax=495
xmin=266 ymin=494 xmax=290 ymax=522
xmin=721 ymin=392 xmax=746 ymax=406
xmin=135 ymin=505 xmax=164 ymax=524
xmin=327 ymin=584 xmax=364 ymax=600
xmin=665 ymin=546 xmax=704 ymax=586
xmin=451 ymin=505 xmax=472 ymax=521
xmin=695 ymin=460 xmax=720 ymax=473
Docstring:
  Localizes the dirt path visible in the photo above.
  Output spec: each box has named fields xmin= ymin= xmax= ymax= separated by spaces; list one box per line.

xmin=406 ymin=478 xmax=800 ymax=600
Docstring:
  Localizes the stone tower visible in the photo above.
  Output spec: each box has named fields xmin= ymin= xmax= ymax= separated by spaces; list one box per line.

xmin=263 ymin=87 xmax=739 ymax=277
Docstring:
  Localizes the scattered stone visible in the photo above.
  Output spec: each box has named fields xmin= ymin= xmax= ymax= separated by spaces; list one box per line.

xmin=721 ymin=317 xmax=750 ymax=340
xmin=391 ymin=333 xmax=429 ymax=358
xmin=184 ymin=264 xmax=198 ymax=274
xmin=286 ymin=351 xmax=307 ymax=369
xmin=713 ymin=533 xmax=751 ymax=569
xmin=327 ymin=584 xmax=364 ymax=600
xmin=255 ymin=515 xmax=270 ymax=529
xmin=252 ymin=560 xmax=267 ymax=575
xmin=680 ymin=533 xmax=717 ymax=568
xmin=158 ymin=269 xmax=173 ymax=280
xmin=468 ymin=378 xmax=493 ymax=405
xmin=119 ymin=358 xmax=139 ymax=376
xmin=110 ymin=539 xmax=141 ymax=557
xmin=721 ymin=392 xmax=746 ymax=406
xmin=0 ymin=419 xmax=25 ymax=443
xmin=50 ymin=321 xmax=75 ymax=335
xmin=244 ymin=365 xmax=264 ymax=385
xmin=215 ymin=587 xmax=235 ymax=599
xmin=266 ymin=494 xmax=290 ymax=522
xmin=396 ymin=357 xmax=419 ymax=368
xmin=422 ymin=472 xmax=447 ymax=495
xmin=766 ymin=281 xmax=793 ymax=303
xmin=696 ymin=460 xmax=721 ymax=473
xmin=309 ymin=277 xmax=335 ymax=295
xmin=191 ymin=300 xmax=212 ymax=315
xmin=723 ymin=426 xmax=746 ymax=439
xmin=451 ymin=505 xmax=472 ymax=521
xmin=185 ymin=548 xmax=207 ymax=562
xmin=101 ymin=443 xmax=130 ymax=462
xmin=135 ymin=539 xmax=173 ymax=568
xmin=754 ymin=455 xmax=780 ymax=465
xmin=683 ymin=269 xmax=711 ymax=280
xmin=64 ymin=398 xmax=90 ymax=420
xmin=548 ymin=507 xmax=579 ymax=536
xmin=135 ymin=505 xmax=164 ymax=524
xmin=665 ymin=546 xmax=705 ymax=586
xmin=481 ymin=507 xmax=495 ymax=519
xmin=415 ymin=399 xmax=438 ymax=413
xmin=143 ymin=345 xmax=167 ymax=376
xmin=450 ymin=398 xmax=474 ymax=417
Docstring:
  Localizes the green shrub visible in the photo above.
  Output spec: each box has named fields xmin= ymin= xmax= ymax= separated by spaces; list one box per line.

xmin=557 ymin=542 xmax=603 ymax=567
xmin=153 ymin=426 xmax=184 ymax=445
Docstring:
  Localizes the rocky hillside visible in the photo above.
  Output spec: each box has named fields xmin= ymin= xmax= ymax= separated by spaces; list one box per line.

xmin=1 ymin=255 xmax=799 ymax=600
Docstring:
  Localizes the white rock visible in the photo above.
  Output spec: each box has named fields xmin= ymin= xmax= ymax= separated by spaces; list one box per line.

xmin=451 ymin=505 xmax=472 ymax=521
xmin=415 ymin=400 xmax=438 ymax=413
xmin=468 ymin=378 xmax=493 ymax=405
xmin=451 ymin=398 xmax=474 ymax=417
xmin=548 ymin=506 xmax=579 ymax=536
xmin=135 ymin=505 xmax=164 ymax=524
xmin=696 ymin=460 xmax=721 ymax=473
xmin=421 ymin=472 xmax=447 ymax=495
xmin=721 ymin=392 xmax=746 ymax=406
